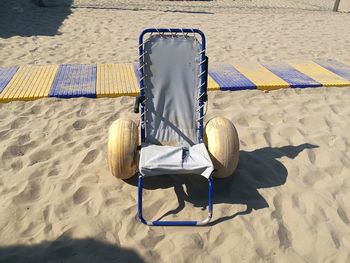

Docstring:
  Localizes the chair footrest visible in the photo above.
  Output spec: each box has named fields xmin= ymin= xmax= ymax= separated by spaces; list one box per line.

xmin=137 ymin=175 xmax=213 ymax=226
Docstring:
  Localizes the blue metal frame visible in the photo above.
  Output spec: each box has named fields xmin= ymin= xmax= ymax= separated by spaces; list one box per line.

xmin=138 ymin=174 xmax=213 ymax=226
xmin=137 ymin=28 xmax=212 ymax=226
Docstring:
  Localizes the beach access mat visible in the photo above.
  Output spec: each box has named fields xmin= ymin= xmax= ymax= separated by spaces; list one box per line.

xmin=0 ymin=65 xmax=58 ymax=102
xmin=96 ymin=63 xmax=139 ymax=97
xmin=0 ymin=67 xmax=18 ymax=94
xmin=0 ymin=59 xmax=350 ymax=102
xmin=50 ymin=64 xmax=96 ymax=98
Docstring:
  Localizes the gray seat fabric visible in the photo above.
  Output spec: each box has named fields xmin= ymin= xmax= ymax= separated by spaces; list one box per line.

xmin=143 ymin=35 xmax=201 ymax=147
xmin=139 ymin=143 xmax=213 ymax=179
xmin=139 ymin=34 xmax=213 ymax=178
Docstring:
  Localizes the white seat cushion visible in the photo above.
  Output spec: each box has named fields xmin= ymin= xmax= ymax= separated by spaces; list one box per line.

xmin=139 ymin=143 xmax=214 ymax=178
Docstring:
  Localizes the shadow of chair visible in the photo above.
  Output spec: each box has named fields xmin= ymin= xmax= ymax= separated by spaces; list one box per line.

xmin=125 ymin=143 xmax=318 ymax=225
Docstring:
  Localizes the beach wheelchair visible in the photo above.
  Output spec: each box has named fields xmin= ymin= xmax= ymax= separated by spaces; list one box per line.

xmin=108 ymin=28 xmax=240 ymax=226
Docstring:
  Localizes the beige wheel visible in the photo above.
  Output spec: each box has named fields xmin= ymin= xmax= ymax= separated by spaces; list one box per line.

xmin=204 ymin=117 xmax=240 ymax=178
xmin=108 ymin=119 xmax=139 ymax=179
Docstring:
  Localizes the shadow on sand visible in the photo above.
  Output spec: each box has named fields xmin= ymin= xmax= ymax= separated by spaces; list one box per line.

xmin=126 ymin=143 xmax=318 ymax=225
xmin=0 ymin=0 xmax=72 ymax=38
xmin=0 ymin=237 xmax=144 ymax=263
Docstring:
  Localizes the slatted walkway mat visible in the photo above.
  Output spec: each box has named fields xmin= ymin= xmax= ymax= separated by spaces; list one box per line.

xmin=0 ymin=67 xmax=18 ymax=94
xmin=315 ymin=59 xmax=350 ymax=81
xmin=288 ymin=61 xmax=350 ymax=87
xmin=209 ymin=64 xmax=256 ymax=91
xmin=0 ymin=65 xmax=58 ymax=102
xmin=50 ymin=64 xmax=96 ymax=98
xmin=96 ymin=63 xmax=139 ymax=97
xmin=232 ymin=62 xmax=290 ymax=90
xmin=1 ymin=60 xmax=350 ymax=102
xmin=207 ymin=74 xmax=220 ymax=91
xmin=263 ymin=62 xmax=322 ymax=88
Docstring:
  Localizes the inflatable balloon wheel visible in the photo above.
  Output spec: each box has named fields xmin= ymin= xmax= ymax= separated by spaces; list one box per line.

xmin=108 ymin=119 xmax=139 ymax=179
xmin=204 ymin=117 xmax=240 ymax=178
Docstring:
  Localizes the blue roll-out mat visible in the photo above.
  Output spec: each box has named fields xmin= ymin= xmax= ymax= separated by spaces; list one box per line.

xmin=209 ymin=64 xmax=256 ymax=91
xmin=49 ymin=64 xmax=96 ymax=98
xmin=315 ymin=59 xmax=350 ymax=81
xmin=263 ymin=62 xmax=322 ymax=88
xmin=0 ymin=67 xmax=18 ymax=94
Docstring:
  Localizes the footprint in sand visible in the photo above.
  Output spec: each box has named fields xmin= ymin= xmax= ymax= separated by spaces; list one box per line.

xmin=82 ymin=149 xmax=99 ymax=165
xmin=17 ymin=133 xmax=31 ymax=144
xmin=13 ymin=181 xmax=41 ymax=204
xmin=72 ymin=119 xmax=88 ymax=130
xmin=337 ymin=207 xmax=350 ymax=225
xmin=29 ymin=149 xmax=52 ymax=165
xmin=48 ymin=168 xmax=59 ymax=177
xmin=73 ymin=186 xmax=91 ymax=204
xmin=2 ymin=141 xmax=39 ymax=162
xmin=11 ymin=116 xmax=29 ymax=129
xmin=10 ymin=159 xmax=23 ymax=171
xmin=28 ymin=105 xmax=42 ymax=115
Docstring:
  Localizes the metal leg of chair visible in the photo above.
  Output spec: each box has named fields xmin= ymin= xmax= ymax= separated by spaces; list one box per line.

xmin=137 ymin=174 xmax=213 ymax=226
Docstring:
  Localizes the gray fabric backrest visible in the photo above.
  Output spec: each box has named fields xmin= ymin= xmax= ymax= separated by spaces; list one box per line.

xmin=143 ymin=35 xmax=201 ymax=147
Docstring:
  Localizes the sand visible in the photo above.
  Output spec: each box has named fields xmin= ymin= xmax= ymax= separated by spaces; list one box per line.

xmin=1 ymin=1 xmax=350 ymax=262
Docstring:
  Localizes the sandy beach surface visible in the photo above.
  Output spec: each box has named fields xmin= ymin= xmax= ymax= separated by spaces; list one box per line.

xmin=1 ymin=0 xmax=350 ymax=262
